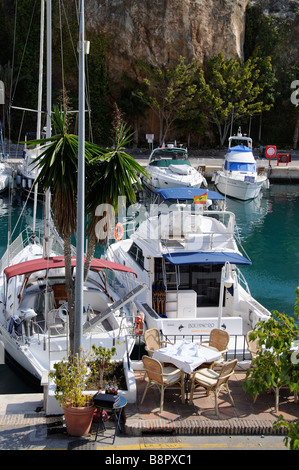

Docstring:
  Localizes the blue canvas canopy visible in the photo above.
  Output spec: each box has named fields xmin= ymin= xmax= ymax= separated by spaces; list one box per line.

xmin=163 ymin=251 xmax=251 ymax=266
xmin=155 ymin=187 xmax=225 ymax=201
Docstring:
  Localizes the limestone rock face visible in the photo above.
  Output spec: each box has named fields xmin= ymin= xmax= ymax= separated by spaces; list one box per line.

xmin=85 ymin=0 xmax=249 ymax=80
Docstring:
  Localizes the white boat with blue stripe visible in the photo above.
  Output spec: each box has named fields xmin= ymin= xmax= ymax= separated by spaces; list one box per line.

xmin=212 ymin=129 xmax=269 ymax=200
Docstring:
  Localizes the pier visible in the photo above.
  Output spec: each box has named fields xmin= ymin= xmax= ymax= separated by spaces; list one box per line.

xmin=4 ymin=146 xmax=299 ymax=185
xmin=132 ymin=149 xmax=299 ymax=183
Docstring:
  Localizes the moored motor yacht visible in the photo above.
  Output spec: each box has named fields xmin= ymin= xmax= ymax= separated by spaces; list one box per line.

xmin=141 ymin=143 xmax=207 ymax=192
xmin=212 ymin=129 xmax=269 ymax=200
xmin=106 ymin=187 xmax=271 ymax=348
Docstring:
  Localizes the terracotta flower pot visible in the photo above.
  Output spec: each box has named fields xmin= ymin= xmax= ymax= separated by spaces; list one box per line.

xmin=62 ymin=403 xmax=96 ymax=437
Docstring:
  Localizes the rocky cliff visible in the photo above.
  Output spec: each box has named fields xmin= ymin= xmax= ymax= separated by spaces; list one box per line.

xmin=85 ymin=0 xmax=249 ymax=80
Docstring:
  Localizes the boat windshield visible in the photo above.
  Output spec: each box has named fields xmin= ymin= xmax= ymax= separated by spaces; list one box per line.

xmin=150 ymin=147 xmax=188 ymax=163
xmin=225 ymin=161 xmax=256 ymax=172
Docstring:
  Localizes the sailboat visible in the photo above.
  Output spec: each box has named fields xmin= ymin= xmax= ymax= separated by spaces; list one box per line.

xmin=0 ymin=1 xmax=142 ymax=391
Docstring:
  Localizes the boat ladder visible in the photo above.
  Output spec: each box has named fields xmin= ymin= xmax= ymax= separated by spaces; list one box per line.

xmin=162 ymin=258 xmax=180 ymax=313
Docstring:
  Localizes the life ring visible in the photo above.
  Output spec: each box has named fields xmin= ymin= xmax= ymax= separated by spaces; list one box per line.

xmin=135 ymin=311 xmax=144 ymax=336
xmin=114 ymin=222 xmax=124 ymax=241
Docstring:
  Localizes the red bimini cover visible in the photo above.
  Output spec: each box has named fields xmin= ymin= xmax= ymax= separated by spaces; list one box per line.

xmin=4 ymin=256 xmax=137 ymax=281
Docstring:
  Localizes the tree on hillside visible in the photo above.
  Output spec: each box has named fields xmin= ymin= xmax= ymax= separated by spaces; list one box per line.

xmin=135 ymin=57 xmax=205 ymax=144
xmin=201 ymin=53 xmax=276 ymax=145
xmin=117 ymin=73 xmax=149 ymax=148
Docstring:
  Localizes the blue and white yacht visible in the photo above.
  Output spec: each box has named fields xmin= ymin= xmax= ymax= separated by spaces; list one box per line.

xmin=212 ymin=129 xmax=269 ymax=200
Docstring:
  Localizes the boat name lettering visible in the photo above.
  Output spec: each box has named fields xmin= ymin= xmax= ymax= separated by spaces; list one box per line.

xmin=188 ymin=322 xmax=216 ymax=329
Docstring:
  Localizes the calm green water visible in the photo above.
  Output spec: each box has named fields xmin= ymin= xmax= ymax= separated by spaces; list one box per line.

xmin=226 ymin=184 xmax=299 ymax=322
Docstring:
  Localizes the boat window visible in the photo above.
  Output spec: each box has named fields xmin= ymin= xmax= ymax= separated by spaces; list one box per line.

xmin=128 ymin=242 xmax=144 ymax=269
xmin=150 ymin=159 xmax=190 ymax=168
xmin=154 ymin=260 xmax=223 ymax=307
xmin=225 ymin=161 xmax=256 ymax=172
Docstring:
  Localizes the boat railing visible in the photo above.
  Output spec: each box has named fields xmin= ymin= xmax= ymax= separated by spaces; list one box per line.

xmin=158 ymin=211 xmax=236 ymax=244
xmin=235 ymin=266 xmax=251 ymax=295
xmin=0 ymin=233 xmax=24 ymax=273
xmin=127 ymin=332 xmax=251 ymax=369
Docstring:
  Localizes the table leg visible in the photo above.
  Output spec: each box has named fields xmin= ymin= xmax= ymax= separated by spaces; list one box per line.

xmin=112 ymin=407 xmax=123 ymax=444
xmin=95 ymin=408 xmax=106 ymax=441
xmin=185 ymin=374 xmax=190 ymax=403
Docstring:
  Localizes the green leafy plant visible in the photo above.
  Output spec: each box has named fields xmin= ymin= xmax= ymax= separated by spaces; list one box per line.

xmin=89 ymin=345 xmax=117 ymax=391
xmin=274 ymin=416 xmax=299 ymax=450
xmin=49 ymin=350 xmax=94 ymax=407
xmin=243 ymin=298 xmax=299 ymax=413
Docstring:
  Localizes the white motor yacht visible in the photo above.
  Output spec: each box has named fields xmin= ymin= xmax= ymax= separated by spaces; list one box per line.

xmin=212 ymin=129 xmax=269 ymax=200
xmin=142 ymin=144 xmax=207 ymax=192
xmin=106 ymin=187 xmax=271 ymax=345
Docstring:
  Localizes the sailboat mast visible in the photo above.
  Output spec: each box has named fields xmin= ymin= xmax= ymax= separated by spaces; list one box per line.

xmin=43 ymin=0 xmax=52 ymax=257
xmin=33 ymin=0 xmax=45 ymax=234
xmin=74 ymin=0 xmax=86 ymax=355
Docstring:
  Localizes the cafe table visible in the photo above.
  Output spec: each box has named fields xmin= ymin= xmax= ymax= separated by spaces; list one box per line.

xmin=152 ymin=340 xmax=222 ymax=402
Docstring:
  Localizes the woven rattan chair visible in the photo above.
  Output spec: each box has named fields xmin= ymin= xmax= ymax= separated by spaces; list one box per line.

xmin=141 ymin=356 xmax=185 ymax=412
xmin=189 ymin=359 xmax=238 ymax=417
xmin=245 ymin=330 xmax=262 ymax=360
xmin=144 ymin=328 xmax=173 ymax=357
xmin=200 ymin=328 xmax=229 ymax=368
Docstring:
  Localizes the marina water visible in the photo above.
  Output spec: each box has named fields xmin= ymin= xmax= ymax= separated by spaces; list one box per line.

xmin=0 ymin=183 xmax=298 ymax=392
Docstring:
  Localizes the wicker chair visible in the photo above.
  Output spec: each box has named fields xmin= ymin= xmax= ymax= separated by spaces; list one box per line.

xmin=141 ymin=356 xmax=185 ymax=413
xmin=189 ymin=359 xmax=238 ymax=416
xmin=144 ymin=328 xmax=173 ymax=357
xmin=200 ymin=328 xmax=229 ymax=368
xmin=245 ymin=330 xmax=262 ymax=360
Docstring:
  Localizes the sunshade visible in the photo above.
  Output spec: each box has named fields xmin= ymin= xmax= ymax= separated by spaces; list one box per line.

xmin=163 ymin=251 xmax=251 ymax=266
xmin=4 ymin=256 xmax=137 ymax=281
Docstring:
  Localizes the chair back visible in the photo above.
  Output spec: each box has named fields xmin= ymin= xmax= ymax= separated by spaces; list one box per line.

xmin=142 ymin=356 xmax=163 ymax=384
xmin=144 ymin=328 xmax=161 ymax=355
xmin=216 ymin=359 xmax=238 ymax=387
xmin=246 ymin=330 xmax=260 ymax=358
xmin=209 ymin=328 xmax=229 ymax=351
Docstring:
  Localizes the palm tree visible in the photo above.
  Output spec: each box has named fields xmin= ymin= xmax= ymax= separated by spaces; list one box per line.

xmin=84 ymin=105 xmax=148 ymax=279
xmin=32 ymin=105 xmax=148 ymax=356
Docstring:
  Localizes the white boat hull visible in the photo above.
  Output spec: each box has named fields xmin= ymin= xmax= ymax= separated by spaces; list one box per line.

xmin=214 ymin=173 xmax=268 ymax=201
xmin=143 ymin=168 xmax=206 ymax=192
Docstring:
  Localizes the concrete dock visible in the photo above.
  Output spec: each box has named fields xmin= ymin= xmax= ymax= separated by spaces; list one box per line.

xmin=131 ymin=150 xmax=299 ymax=183
xmin=0 ymin=367 xmax=298 ymax=450
xmin=6 ymin=148 xmax=299 ymax=184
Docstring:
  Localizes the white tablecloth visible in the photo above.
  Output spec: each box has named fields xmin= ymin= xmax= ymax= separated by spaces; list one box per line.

xmin=152 ymin=340 xmax=222 ymax=374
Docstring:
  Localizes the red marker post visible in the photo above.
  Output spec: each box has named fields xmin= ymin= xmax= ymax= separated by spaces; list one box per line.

xmin=265 ymin=145 xmax=277 ymax=166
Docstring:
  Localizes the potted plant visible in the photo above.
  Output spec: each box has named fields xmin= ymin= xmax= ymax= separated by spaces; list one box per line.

xmin=49 ymin=350 xmax=96 ymax=437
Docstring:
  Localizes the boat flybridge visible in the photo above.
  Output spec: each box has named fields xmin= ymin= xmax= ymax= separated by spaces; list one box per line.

xmin=212 ymin=129 xmax=269 ymax=201
xmin=107 ymin=187 xmax=271 ymax=351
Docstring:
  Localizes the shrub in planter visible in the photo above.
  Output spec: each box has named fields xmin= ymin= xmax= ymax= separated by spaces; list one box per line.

xmin=49 ymin=350 xmax=96 ymax=436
